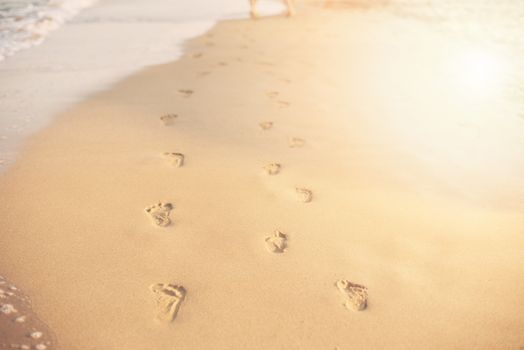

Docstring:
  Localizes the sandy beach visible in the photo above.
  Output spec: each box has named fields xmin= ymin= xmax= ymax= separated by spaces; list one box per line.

xmin=1 ymin=1 xmax=523 ymax=349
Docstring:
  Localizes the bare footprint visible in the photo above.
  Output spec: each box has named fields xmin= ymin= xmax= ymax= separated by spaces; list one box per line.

xmin=150 ymin=283 xmax=186 ymax=322
xmin=145 ymin=202 xmax=173 ymax=227
xmin=178 ymin=89 xmax=194 ymax=97
xmin=296 ymin=188 xmax=313 ymax=203
xmin=259 ymin=121 xmax=273 ymax=130
xmin=266 ymin=91 xmax=279 ymax=99
xmin=263 ymin=163 xmax=281 ymax=175
xmin=277 ymin=100 xmax=290 ymax=108
xmin=160 ymin=114 xmax=177 ymax=126
xmin=265 ymin=230 xmax=287 ymax=253
xmin=335 ymin=280 xmax=368 ymax=311
xmin=289 ymin=137 xmax=305 ymax=148
xmin=163 ymin=152 xmax=184 ymax=167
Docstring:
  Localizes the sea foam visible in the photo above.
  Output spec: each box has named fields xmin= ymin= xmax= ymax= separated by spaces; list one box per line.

xmin=0 ymin=0 xmax=99 ymax=61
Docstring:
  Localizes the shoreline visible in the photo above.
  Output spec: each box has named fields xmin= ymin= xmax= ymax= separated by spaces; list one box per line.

xmin=1 ymin=1 xmax=523 ymax=349
xmin=0 ymin=0 xmax=285 ymax=172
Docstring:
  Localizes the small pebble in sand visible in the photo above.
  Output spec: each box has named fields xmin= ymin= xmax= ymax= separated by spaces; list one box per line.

xmin=1 ymin=303 xmax=17 ymax=314
xmin=30 ymin=331 xmax=43 ymax=339
xmin=35 ymin=344 xmax=47 ymax=350
xmin=15 ymin=315 xmax=26 ymax=323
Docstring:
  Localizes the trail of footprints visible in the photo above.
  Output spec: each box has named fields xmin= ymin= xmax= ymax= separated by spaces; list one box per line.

xmin=146 ymin=60 xmax=368 ymax=322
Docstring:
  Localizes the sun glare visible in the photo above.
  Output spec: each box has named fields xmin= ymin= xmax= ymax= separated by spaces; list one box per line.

xmin=448 ymin=46 xmax=510 ymax=97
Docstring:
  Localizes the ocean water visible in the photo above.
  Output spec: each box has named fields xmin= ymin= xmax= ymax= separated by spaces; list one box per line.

xmin=0 ymin=0 xmax=99 ymax=60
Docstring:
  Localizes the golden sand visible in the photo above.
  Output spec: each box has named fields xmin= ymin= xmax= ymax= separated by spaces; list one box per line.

xmin=0 ymin=3 xmax=523 ymax=349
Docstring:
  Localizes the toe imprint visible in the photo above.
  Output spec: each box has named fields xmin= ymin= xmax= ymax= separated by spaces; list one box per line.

xmin=163 ymin=153 xmax=184 ymax=167
xmin=263 ymin=163 xmax=281 ymax=175
xmin=150 ymin=283 xmax=186 ymax=322
xmin=160 ymin=114 xmax=177 ymax=126
xmin=178 ymin=89 xmax=194 ymax=97
xmin=289 ymin=137 xmax=305 ymax=148
xmin=145 ymin=202 xmax=173 ymax=227
xmin=296 ymin=188 xmax=312 ymax=203
xmin=265 ymin=230 xmax=287 ymax=253
xmin=259 ymin=121 xmax=273 ymax=130
xmin=335 ymin=280 xmax=368 ymax=311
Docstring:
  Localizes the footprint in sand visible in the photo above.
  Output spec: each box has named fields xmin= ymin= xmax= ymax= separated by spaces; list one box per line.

xmin=265 ymin=230 xmax=287 ymax=253
xmin=145 ymin=202 xmax=173 ymax=227
xmin=335 ymin=280 xmax=368 ymax=311
xmin=192 ymin=52 xmax=203 ymax=58
xmin=198 ymin=71 xmax=211 ymax=77
xmin=296 ymin=188 xmax=313 ymax=203
xmin=150 ymin=283 xmax=186 ymax=322
xmin=277 ymin=100 xmax=290 ymax=108
xmin=163 ymin=152 xmax=184 ymax=167
xmin=259 ymin=121 xmax=273 ymax=130
xmin=263 ymin=163 xmax=281 ymax=175
xmin=266 ymin=91 xmax=279 ymax=99
xmin=289 ymin=137 xmax=305 ymax=148
xmin=160 ymin=114 xmax=177 ymax=126
xmin=178 ymin=89 xmax=194 ymax=98
xmin=218 ymin=61 xmax=228 ymax=67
